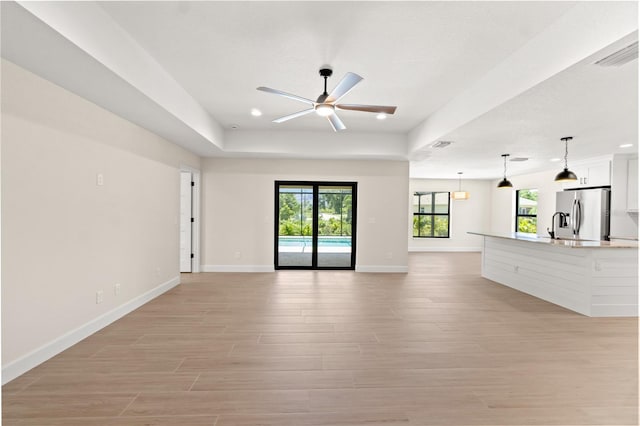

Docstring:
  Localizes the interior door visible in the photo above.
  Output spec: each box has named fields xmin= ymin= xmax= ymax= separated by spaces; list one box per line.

xmin=179 ymin=171 xmax=193 ymax=272
xmin=275 ymin=181 xmax=357 ymax=270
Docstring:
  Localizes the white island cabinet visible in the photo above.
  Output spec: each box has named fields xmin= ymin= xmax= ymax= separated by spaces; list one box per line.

xmin=469 ymin=232 xmax=638 ymax=317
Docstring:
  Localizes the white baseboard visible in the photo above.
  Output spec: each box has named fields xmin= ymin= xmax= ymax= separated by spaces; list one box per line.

xmin=356 ymin=265 xmax=409 ymax=273
xmin=409 ymin=247 xmax=482 ymax=252
xmin=202 ymin=265 xmax=408 ymax=273
xmin=2 ymin=276 xmax=180 ymax=385
xmin=201 ymin=265 xmax=274 ymax=272
xmin=591 ymin=304 xmax=639 ymax=317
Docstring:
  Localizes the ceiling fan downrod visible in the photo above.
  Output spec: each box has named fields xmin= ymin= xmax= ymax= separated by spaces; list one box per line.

xmin=319 ymin=68 xmax=332 ymax=97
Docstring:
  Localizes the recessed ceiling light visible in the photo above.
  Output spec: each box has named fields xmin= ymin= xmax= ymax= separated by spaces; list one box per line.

xmin=510 ymin=157 xmax=528 ymax=162
xmin=230 ymin=124 xmax=240 ymax=129
xmin=550 ymin=158 xmax=561 ymax=162
xmin=376 ymin=113 xmax=387 ymax=120
xmin=620 ymin=143 xmax=633 ymax=148
xmin=250 ymin=108 xmax=262 ymax=117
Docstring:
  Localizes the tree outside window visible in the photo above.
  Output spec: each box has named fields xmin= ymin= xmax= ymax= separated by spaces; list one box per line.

xmin=278 ymin=187 xmax=352 ymax=237
xmin=318 ymin=188 xmax=352 ymax=237
xmin=413 ymin=191 xmax=450 ymax=238
xmin=278 ymin=188 xmax=313 ymax=236
xmin=516 ymin=189 xmax=538 ymax=234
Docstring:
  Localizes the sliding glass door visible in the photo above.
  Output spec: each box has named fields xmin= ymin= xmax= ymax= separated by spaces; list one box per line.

xmin=275 ymin=181 xmax=357 ymax=270
xmin=276 ymin=184 xmax=314 ymax=268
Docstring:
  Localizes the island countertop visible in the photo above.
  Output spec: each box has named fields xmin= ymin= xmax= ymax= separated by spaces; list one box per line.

xmin=468 ymin=231 xmax=638 ymax=249
xmin=470 ymin=231 xmax=638 ymax=317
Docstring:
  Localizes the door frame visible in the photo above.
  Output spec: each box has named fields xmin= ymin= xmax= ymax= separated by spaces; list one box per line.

xmin=180 ymin=165 xmax=201 ymax=273
xmin=274 ymin=180 xmax=357 ymax=270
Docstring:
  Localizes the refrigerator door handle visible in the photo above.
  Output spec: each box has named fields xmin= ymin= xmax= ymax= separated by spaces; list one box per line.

xmin=575 ymin=200 xmax=582 ymax=236
xmin=571 ymin=199 xmax=579 ymax=237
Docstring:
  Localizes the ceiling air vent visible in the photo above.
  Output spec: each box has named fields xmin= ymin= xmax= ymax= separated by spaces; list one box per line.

xmin=431 ymin=141 xmax=453 ymax=148
xmin=594 ymin=41 xmax=638 ymax=67
xmin=510 ymin=157 xmax=528 ymax=162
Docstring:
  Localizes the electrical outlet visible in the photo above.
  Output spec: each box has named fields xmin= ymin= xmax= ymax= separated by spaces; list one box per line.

xmin=234 ymin=251 xmax=241 ymax=259
xmin=96 ymin=173 xmax=104 ymax=186
xmin=114 ymin=283 xmax=121 ymax=295
xmin=386 ymin=252 xmax=393 ymax=259
xmin=96 ymin=290 xmax=104 ymax=304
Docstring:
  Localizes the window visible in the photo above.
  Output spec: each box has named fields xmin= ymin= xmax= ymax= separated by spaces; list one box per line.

xmin=516 ymin=189 xmax=538 ymax=234
xmin=413 ymin=191 xmax=450 ymax=238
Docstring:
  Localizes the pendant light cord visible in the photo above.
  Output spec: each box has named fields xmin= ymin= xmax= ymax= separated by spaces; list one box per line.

xmin=497 ymin=154 xmax=513 ymax=188
xmin=561 ymin=136 xmax=572 ymax=170
xmin=503 ymin=155 xmax=507 ymax=179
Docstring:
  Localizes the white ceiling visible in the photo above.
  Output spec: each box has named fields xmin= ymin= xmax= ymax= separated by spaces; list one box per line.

xmin=1 ymin=1 xmax=638 ymax=179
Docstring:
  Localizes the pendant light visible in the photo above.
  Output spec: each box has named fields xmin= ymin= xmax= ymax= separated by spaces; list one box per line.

xmin=451 ymin=172 xmax=470 ymax=200
xmin=554 ymin=136 xmax=578 ymax=182
xmin=497 ymin=154 xmax=513 ymax=188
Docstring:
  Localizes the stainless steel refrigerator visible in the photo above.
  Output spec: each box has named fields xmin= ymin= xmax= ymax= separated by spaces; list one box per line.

xmin=555 ymin=188 xmax=610 ymax=241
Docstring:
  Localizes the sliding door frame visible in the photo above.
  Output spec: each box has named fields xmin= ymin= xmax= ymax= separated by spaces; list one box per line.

xmin=274 ymin=181 xmax=357 ymax=270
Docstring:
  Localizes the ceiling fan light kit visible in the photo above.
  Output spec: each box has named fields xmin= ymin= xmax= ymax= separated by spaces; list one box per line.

xmin=315 ymin=103 xmax=334 ymax=116
xmin=257 ymin=67 xmax=397 ymax=132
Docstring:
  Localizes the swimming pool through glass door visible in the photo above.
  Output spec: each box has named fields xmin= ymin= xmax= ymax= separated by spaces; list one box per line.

xmin=275 ymin=181 xmax=357 ymax=270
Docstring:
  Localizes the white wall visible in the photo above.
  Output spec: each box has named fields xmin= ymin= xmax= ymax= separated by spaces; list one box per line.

xmin=1 ymin=60 xmax=200 ymax=382
xmin=201 ymin=158 xmax=409 ymax=272
xmin=611 ymin=153 xmax=638 ymax=239
xmin=409 ymin=178 xmax=492 ymax=251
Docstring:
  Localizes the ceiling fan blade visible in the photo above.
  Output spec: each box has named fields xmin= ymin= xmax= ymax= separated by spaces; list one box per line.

xmin=335 ymin=104 xmax=397 ymax=114
xmin=257 ymin=87 xmax=315 ymax=105
xmin=273 ymin=108 xmax=315 ymax=123
xmin=327 ymin=113 xmax=346 ymax=132
xmin=326 ymin=72 xmax=363 ymax=103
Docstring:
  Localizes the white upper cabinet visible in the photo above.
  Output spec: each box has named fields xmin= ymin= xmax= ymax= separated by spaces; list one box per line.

xmin=562 ymin=159 xmax=611 ymax=189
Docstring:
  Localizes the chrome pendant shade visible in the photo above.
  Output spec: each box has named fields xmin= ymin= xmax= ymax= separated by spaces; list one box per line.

xmin=554 ymin=136 xmax=578 ymax=182
xmin=497 ymin=154 xmax=513 ymax=188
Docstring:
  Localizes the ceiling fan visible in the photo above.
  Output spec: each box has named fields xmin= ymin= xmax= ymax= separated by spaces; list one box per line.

xmin=257 ymin=68 xmax=397 ymax=132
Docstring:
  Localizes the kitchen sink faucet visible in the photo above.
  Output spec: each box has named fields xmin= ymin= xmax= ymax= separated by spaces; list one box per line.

xmin=547 ymin=212 xmax=568 ymax=239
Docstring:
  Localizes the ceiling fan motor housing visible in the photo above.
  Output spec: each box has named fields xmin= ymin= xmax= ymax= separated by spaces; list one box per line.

xmin=319 ymin=68 xmax=333 ymax=78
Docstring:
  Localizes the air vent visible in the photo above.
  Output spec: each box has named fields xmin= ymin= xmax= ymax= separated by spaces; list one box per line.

xmin=510 ymin=157 xmax=528 ymax=162
xmin=594 ymin=41 xmax=638 ymax=67
xmin=431 ymin=141 xmax=453 ymax=148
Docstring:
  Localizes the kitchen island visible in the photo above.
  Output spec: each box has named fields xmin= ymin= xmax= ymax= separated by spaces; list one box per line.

xmin=469 ymin=232 xmax=638 ymax=317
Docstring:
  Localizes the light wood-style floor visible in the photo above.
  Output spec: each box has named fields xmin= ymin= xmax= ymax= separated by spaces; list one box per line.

xmin=3 ymin=252 xmax=638 ymax=425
